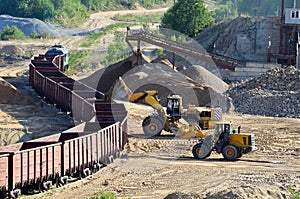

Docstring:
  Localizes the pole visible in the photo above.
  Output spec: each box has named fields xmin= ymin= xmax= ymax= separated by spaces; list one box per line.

xmin=281 ymin=0 xmax=285 ymax=23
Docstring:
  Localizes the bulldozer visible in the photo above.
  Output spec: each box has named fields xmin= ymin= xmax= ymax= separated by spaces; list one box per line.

xmin=118 ymin=77 xmax=221 ymax=137
xmin=118 ymin=77 xmax=257 ymax=161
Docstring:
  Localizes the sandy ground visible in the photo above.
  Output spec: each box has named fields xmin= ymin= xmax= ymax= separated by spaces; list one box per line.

xmin=0 ymin=6 xmax=299 ymax=199
xmin=24 ymin=109 xmax=300 ymax=199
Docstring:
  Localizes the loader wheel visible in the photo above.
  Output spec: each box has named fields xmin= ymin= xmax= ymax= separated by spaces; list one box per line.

xmin=222 ymin=145 xmax=238 ymax=161
xmin=142 ymin=115 xmax=163 ymax=137
xmin=192 ymin=143 xmax=211 ymax=159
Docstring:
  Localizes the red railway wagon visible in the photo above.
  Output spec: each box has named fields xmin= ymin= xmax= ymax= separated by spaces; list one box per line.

xmin=29 ymin=54 xmax=63 ymax=87
xmin=0 ymin=153 xmax=9 ymax=198
xmin=60 ymin=122 xmax=121 ymax=177
xmin=0 ymin=141 xmax=62 ymax=198
xmin=0 ymin=118 xmax=127 ymax=197
xmin=94 ymin=103 xmax=128 ymax=150
xmin=29 ymin=55 xmax=106 ymax=122
xmin=0 ymin=51 xmax=129 ymax=198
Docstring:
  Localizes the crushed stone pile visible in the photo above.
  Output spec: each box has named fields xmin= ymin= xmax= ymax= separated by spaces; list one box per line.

xmin=227 ymin=65 xmax=300 ymax=117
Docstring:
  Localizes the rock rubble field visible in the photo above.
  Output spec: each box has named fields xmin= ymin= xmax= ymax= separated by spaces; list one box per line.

xmin=227 ymin=65 xmax=300 ymax=117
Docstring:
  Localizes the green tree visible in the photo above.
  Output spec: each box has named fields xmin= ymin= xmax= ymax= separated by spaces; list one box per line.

xmin=161 ymin=0 xmax=214 ymax=37
xmin=214 ymin=0 xmax=238 ymax=21
xmin=0 ymin=0 xmax=18 ymax=16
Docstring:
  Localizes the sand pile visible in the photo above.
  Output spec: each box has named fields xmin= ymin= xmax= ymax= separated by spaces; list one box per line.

xmin=227 ymin=65 xmax=300 ymax=117
xmin=112 ymin=63 xmax=231 ymax=109
xmin=80 ymin=53 xmax=231 ymax=111
xmin=181 ymin=65 xmax=228 ymax=94
xmin=0 ymin=77 xmax=34 ymax=105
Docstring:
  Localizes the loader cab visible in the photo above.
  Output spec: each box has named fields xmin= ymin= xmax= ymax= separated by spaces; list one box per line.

xmin=166 ymin=95 xmax=183 ymax=119
xmin=214 ymin=122 xmax=232 ymax=139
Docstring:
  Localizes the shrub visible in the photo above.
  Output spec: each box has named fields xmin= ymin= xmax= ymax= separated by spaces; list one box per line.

xmin=0 ymin=25 xmax=26 ymax=40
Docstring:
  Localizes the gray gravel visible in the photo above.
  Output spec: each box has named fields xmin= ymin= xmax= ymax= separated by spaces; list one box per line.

xmin=0 ymin=14 xmax=103 ymax=37
xmin=227 ymin=65 xmax=300 ymax=118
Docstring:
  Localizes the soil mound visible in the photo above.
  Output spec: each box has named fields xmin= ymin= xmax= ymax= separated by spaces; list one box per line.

xmin=164 ymin=192 xmax=201 ymax=199
xmin=227 ymin=65 xmax=300 ymax=117
xmin=203 ymin=186 xmax=291 ymax=199
xmin=0 ymin=77 xmax=34 ymax=105
xmin=0 ymin=45 xmax=24 ymax=57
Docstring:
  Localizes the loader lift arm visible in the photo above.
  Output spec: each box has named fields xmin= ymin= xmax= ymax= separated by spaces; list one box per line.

xmin=118 ymin=77 xmax=208 ymax=137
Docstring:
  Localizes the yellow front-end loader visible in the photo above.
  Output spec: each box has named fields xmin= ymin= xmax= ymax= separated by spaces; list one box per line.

xmin=118 ymin=77 xmax=257 ymax=160
xmin=191 ymin=122 xmax=257 ymax=160
xmin=118 ymin=77 xmax=221 ymax=137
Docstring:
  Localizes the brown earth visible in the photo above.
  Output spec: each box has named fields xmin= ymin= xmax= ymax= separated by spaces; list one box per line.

xmin=25 ymin=107 xmax=300 ymax=199
xmin=0 ymin=7 xmax=299 ymax=199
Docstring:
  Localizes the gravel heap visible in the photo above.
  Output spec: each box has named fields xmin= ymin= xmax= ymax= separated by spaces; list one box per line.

xmin=0 ymin=15 xmax=101 ymax=37
xmin=227 ymin=65 xmax=300 ymax=117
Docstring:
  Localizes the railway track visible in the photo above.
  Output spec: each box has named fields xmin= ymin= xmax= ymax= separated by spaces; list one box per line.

xmin=0 ymin=53 xmax=128 ymax=198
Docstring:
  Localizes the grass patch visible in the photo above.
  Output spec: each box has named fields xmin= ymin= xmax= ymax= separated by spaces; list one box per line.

xmin=289 ymin=184 xmax=300 ymax=199
xmin=89 ymin=191 xmax=130 ymax=199
xmin=112 ymin=13 xmax=162 ymax=24
xmin=65 ymin=50 xmax=91 ymax=75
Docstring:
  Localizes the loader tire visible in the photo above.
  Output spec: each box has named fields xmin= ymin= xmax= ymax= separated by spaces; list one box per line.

xmin=222 ymin=144 xmax=238 ymax=161
xmin=142 ymin=115 xmax=163 ymax=137
xmin=192 ymin=143 xmax=211 ymax=159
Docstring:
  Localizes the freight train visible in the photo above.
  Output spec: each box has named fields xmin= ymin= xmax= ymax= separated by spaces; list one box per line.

xmin=0 ymin=51 xmax=128 ymax=198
